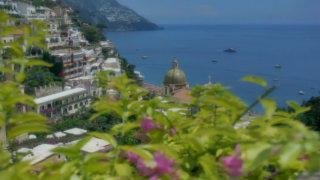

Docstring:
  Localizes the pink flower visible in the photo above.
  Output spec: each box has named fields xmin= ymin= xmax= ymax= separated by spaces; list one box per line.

xmin=169 ymin=126 xmax=178 ymax=136
xmin=127 ymin=151 xmax=139 ymax=163
xmin=153 ymin=153 xmax=176 ymax=176
xmin=136 ymin=152 xmax=178 ymax=180
xmin=137 ymin=158 xmax=155 ymax=176
xmin=141 ymin=116 xmax=155 ymax=133
xmin=223 ymin=145 xmax=242 ymax=178
xmin=155 ymin=123 xmax=164 ymax=131
xmin=48 ymin=140 xmax=57 ymax=144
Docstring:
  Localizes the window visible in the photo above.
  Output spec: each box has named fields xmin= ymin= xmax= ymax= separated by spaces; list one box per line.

xmin=68 ymin=106 xmax=73 ymax=111
xmin=74 ymin=104 xmax=78 ymax=109
xmin=80 ymin=102 xmax=84 ymax=106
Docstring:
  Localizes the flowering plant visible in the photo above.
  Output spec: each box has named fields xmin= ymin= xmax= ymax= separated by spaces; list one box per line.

xmin=43 ymin=74 xmax=320 ymax=179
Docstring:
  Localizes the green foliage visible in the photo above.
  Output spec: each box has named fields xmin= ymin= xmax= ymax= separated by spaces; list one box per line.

xmin=101 ymin=47 xmax=109 ymax=59
xmin=24 ymin=66 xmax=62 ymax=91
xmin=42 ymin=51 xmax=63 ymax=77
xmin=80 ymin=25 xmax=106 ymax=44
xmin=37 ymin=74 xmax=318 ymax=179
xmin=241 ymin=75 xmax=267 ymax=87
xmin=53 ymin=108 xmax=121 ymax=132
xmin=119 ymin=57 xmax=136 ymax=79
xmin=31 ymin=0 xmax=58 ymax=8
xmin=0 ymin=12 xmax=50 ymax=148
xmin=299 ymin=96 xmax=320 ymax=132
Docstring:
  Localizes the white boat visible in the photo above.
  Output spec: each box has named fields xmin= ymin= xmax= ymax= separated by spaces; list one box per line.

xmin=298 ymin=91 xmax=305 ymax=95
xmin=141 ymin=56 xmax=148 ymax=59
xmin=274 ymin=64 xmax=281 ymax=68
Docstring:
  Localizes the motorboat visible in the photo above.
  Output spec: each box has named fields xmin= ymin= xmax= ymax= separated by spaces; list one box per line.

xmin=224 ymin=48 xmax=236 ymax=53
xmin=274 ymin=64 xmax=282 ymax=69
xmin=141 ymin=56 xmax=148 ymax=59
xmin=298 ymin=91 xmax=305 ymax=95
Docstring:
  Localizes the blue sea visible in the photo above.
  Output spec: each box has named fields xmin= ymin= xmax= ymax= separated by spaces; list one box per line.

xmin=106 ymin=25 xmax=320 ymax=110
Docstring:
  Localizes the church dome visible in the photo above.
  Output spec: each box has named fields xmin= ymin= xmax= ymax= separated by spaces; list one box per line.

xmin=164 ymin=58 xmax=186 ymax=84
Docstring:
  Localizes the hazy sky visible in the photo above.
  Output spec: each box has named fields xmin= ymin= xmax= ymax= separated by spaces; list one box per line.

xmin=118 ymin=0 xmax=320 ymax=25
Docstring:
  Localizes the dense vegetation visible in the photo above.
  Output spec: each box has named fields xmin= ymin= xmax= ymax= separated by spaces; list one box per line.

xmin=1 ymin=11 xmax=320 ymax=180
xmin=31 ymin=0 xmax=59 ymax=7
xmin=42 ymin=51 xmax=63 ymax=77
xmin=68 ymin=9 xmax=106 ymax=44
xmin=80 ymin=25 xmax=106 ymax=44
xmin=24 ymin=66 xmax=63 ymax=94
xmin=120 ymin=56 xmax=136 ymax=79
xmin=53 ymin=108 xmax=121 ymax=132
xmin=300 ymin=96 xmax=320 ymax=132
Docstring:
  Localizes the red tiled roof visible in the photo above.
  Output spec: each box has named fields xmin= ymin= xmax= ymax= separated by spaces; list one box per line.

xmin=173 ymin=89 xmax=192 ymax=102
xmin=143 ymin=83 xmax=162 ymax=96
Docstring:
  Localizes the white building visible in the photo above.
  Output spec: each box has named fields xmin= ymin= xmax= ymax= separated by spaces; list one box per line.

xmin=64 ymin=128 xmax=87 ymax=136
xmin=16 ymin=2 xmax=36 ymax=19
xmin=34 ymin=87 xmax=91 ymax=119
xmin=22 ymin=144 xmax=66 ymax=166
xmin=81 ymin=137 xmax=111 ymax=153
xmin=101 ymin=57 xmax=121 ymax=77
xmin=0 ymin=0 xmax=18 ymax=15
xmin=100 ymin=41 xmax=114 ymax=49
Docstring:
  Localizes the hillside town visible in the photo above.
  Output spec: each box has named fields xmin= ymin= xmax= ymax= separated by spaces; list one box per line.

xmin=0 ymin=0 xmax=197 ymax=168
xmin=0 ymin=0 xmax=146 ymax=166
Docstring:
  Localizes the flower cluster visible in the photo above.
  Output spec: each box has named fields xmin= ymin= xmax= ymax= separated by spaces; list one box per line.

xmin=140 ymin=116 xmax=163 ymax=133
xmin=126 ymin=151 xmax=179 ymax=180
xmin=41 ymin=107 xmax=53 ymax=113
xmin=222 ymin=145 xmax=243 ymax=178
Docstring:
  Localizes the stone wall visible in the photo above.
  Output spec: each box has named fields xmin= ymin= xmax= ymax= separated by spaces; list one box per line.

xmin=34 ymin=84 xmax=63 ymax=98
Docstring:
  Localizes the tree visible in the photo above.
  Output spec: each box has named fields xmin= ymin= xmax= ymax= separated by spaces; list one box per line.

xmin=80 ymin=25 xmax=106 ymax=44
xmin=53 ymin=108 xmax=121 ymax=132
xmin=42 ymin=51 xmax=63 ymax=77
xmin=300 ymin=96 xmax=320 ymax=132
xmin=24 ymin=66 xmax=63 ymax=94
xmin=31 ymin=0 xmax=57 ymax=7
xmin=120 ymin=57 xmax=136 ymax=79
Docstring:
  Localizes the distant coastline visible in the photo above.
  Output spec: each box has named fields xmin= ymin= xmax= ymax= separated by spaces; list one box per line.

xmin=107 ymin=24 xmax=320 ymax=110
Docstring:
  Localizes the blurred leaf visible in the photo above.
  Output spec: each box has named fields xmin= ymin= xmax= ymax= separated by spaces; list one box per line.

xmin=199 ymin=153 xmax=217 ymax=176
xmin=115 ymin=163 xmax=133 ymax=177
xmin=120 ymin=145 xmax=153 ymax=161
xmin=8 ymin=123 xmax=48 ymax=140
xmin=90 ymin=132 xmax=117 ymax=148
xmin=261 ymin=98 xmax=276 ymax=119
xmin=278 ymin=143 xmax=302 ymax=169
xmin=241 ymin=76 xmax=267 ymax=87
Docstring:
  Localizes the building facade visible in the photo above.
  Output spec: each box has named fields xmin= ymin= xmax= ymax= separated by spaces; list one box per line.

xmin=52 ymin=49 xmax=86 ymax=80
xmin=34 ymin=87 xmax=91 ymax=120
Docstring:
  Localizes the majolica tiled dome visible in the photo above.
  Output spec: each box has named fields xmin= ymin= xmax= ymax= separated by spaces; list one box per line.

xmin=164 ymin=58 xmax=186 ymax=84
